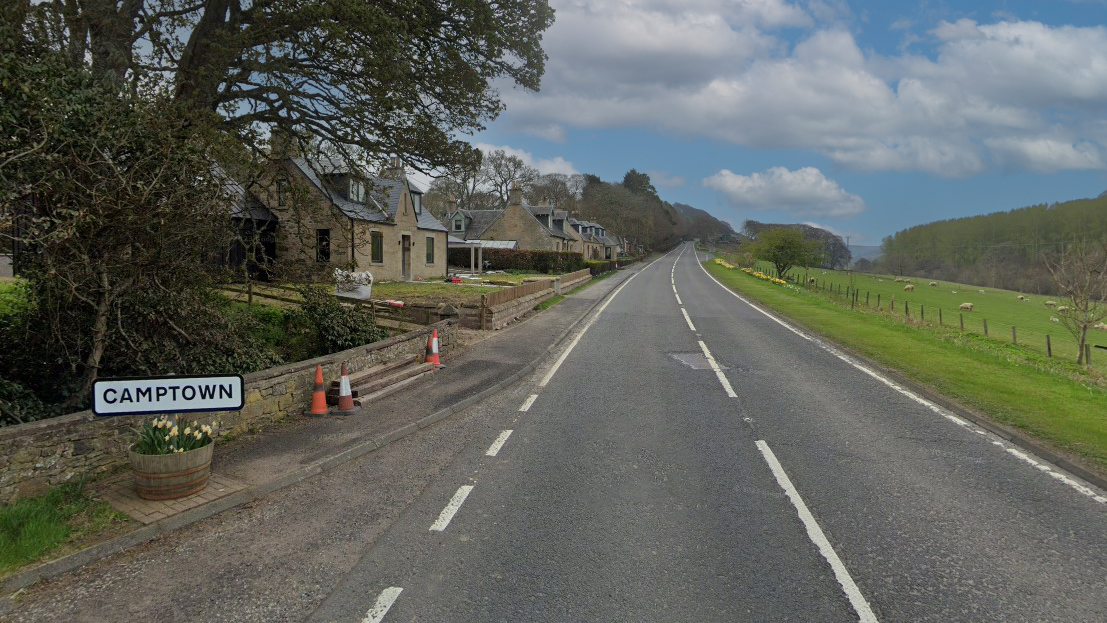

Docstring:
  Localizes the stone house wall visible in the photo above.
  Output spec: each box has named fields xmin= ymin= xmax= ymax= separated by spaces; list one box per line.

xmin=0 ymin=321 xmax=456 ymax=504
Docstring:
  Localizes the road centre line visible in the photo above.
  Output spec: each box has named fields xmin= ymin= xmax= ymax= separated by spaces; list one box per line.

xmin=681 ymin=308 xmax=697 ymax=332
xmin=362 ymin=587 xmax=403 ymax=623
xmin=695 ymin=249 xmax=1107 ymax=505
xmin=429 ymin=485 xmax=474 ymax=532
xmin=674 ymin=291 xmax=683 ymax=305
xmin=756 ymin=441 xmax=879 ymax=623
xmin=538 ymin=249 xmax=676 ymax=387
xmin=485 ymin=430 xmax=513 ymax=457
xmin=697 ymin=340 xmax=737 ymax=398
xmin=519 ymin=394 xmax=538 ymax=412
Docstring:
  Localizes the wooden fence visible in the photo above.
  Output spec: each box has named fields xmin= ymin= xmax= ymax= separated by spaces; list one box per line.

xmin=482 ymin=279 xmax=555 ymax=308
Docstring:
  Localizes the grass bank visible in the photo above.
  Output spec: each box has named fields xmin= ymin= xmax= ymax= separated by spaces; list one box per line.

xmin=0 ymin=481 xmax=132 ymax=577
xmin=533 ymin=270 xmax=616 ymax=312
xmin=704 ymin=261 xmax=1107 ymax=471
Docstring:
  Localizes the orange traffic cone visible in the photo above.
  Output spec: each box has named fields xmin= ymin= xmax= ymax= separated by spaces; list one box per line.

xmin=425 ymin=328 xmax=443 ymax=368
xmin=303 ymin=363 xmax=330 ymax=417
xmin=333 ymin=361 xmax=360 ymax=415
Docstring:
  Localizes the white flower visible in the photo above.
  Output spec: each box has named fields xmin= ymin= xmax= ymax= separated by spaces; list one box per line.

xmin=184 ymin=427 xmax=192 ymax=435
xmin=170 ymin=426 xmax=178 ymax=436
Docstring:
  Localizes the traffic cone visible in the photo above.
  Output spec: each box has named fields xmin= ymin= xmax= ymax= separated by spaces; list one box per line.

xmin=303 ymin=363 xmax=330 ymax=417
xmin=425 ymin=328 xmax=443 ymax=368
xmin=332 ymin=361 xmax=360 ymax=415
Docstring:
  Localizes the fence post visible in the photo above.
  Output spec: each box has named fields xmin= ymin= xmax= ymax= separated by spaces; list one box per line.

xmin=904 ymin=300 xmax=909 ymax=317
xmin=1086 ymin=343 xmax=1092 ymax=365
xmin=866 ymin=291 xmax=870 ymax=306
xmin=920 ymin=305 xmax=924 ymax=322
xmin=480 ymin=293 xmax=488 ymax=330
xmin=983 ymin=318 xmax=989 ymax=336
xmin=1012 ymin=326 xmax=1017 ymax=344
xmin=938 ymin=308 xmax=942 ymax=326
xmin=960 ymin=313 xmax=964 ymax=330
xmin=1047 ymin=334 xmax=1052 ymax=358
xmin=877 ymin=293 xmax=881 ymax=309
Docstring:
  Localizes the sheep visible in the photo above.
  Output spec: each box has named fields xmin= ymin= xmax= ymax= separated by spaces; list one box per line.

xmin=1044 ymin=300 xmax=1057 ymax=307
xmin=1094 ymin=322 xmax=1107 ymax=330
xmin=808 ymin=277 xmax=816 ymax=284
xmin=929 ymin=281 xmax=938 ymax=287
xmin=1051 ymin=317 xmax=1060 ymax=323
xmin=894 ymin=277 xmax=904 ymax=282
xmin=960 ymin=302 xmax=974 ymax=311
xmin=1017 ymin=295 xmax=1026 ymax=301
xmin=904 ymin=284 xmax=915 ymax=291
xmin=1058 ymin=306 xmax=1070 ymax=312
xmin=951 ymin=290 xmax=958 ymax=294
xmin=978 ymin=289 xmax=986 ymax=294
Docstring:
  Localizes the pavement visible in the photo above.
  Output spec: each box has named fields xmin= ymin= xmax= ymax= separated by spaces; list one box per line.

xmin=0 ymin=264 xmax=642 ymax=599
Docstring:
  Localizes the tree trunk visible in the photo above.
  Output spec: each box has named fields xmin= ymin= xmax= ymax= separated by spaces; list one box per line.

xmin=69 ymin=269 xmax=113 ymax=407
xmin=1077 ymin=323 xmax=1088 ymax=365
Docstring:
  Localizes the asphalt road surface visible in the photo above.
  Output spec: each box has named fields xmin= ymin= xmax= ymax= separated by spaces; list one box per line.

xmin=7 ymin=243 xmax=1105 ymax=622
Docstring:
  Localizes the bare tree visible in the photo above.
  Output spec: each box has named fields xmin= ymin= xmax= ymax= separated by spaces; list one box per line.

xmin=483 ymin=150 xmax=539 ymax=207
xmin=1044 ymin=238 xmax=1107 ymax=364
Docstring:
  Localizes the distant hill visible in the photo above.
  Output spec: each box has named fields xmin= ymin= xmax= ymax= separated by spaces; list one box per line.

xmin=848 ymin=245 xmax=882 ymax=266
xmin=877 ymin=193 xmax=1107 ymax=294
xmin=672 ymin=202 xmax=737 ymax=241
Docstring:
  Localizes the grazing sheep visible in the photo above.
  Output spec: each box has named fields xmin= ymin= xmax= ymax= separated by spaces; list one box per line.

xmin=894 ymin=277 xmax=904 ymax=282
xmin=1094 ymin=322 xmax=1107 ymax=330
xmin=1044 ymin=300 xmax=1057 ymax=307
xmin=1058 ymin=306 xmax=1070 ymax=312
xmin=808 ymin=277 xmax=816 ymax=284
xmin=904 ymin=284 xmax=915 ymax=291
xmin=978 ymin=289 xmax=985 ymax=294
xmin=951 ymin=290 xmax=958 ymax=294
xmin=1051 ymin=317 xmax=1060 ymax=323
xmin=929 ymin=281 xmax=938 ymax=286
xmin=960 ymin=302 xmax=974 ymax=311
xmin=1017 ymin=295 xmax=1026 ymax=301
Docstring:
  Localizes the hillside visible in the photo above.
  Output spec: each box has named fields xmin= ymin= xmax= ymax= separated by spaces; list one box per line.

xmin=672 ymin=202 xmax=737 ymax=241
xmin=877 ymin=194 xmax=1107 ymax=294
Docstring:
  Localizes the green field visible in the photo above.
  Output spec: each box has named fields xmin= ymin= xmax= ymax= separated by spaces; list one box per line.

xmin=754 ymin=263 xmax=1107 ymax=373
xmin=703 ymin=259 xmax=1107 ymax=471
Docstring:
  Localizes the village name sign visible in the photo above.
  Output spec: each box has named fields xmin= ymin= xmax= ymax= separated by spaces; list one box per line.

xmin=92 ymin=375 xmax=244 ymax=416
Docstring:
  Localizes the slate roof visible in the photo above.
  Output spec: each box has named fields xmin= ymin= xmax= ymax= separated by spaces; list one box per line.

xmin=288 ymin=157 xmax=444 ymax=231
xmin=455 ymin=209 xmax=504 ymax=240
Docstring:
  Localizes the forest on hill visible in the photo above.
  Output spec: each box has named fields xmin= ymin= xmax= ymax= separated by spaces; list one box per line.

xmin=876 ymin=194 xmax=1107 ymax=295
xmin=425 ymin=152 xmax=736 ymax=250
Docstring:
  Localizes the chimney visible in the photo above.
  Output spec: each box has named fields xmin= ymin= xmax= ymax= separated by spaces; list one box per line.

xmin=446 ymin=194 xmax=457 ymax=214
xmin=382 ymin=155 xmax=405 ymax=179
xmin=508 ymin=180 xmax=523 ymax=207
xmin=269 ymin=127 xmax=301 ymax=158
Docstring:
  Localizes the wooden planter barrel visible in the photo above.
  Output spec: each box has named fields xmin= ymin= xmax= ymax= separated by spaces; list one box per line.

xmin=129 ymin=443 xmax=214 ymax=501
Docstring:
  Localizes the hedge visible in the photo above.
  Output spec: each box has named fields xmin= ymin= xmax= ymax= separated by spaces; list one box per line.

xmin=447 ymin=248 xmax=585 ymax=273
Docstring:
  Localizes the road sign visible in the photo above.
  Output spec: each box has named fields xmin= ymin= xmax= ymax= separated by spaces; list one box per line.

xmin=92 ymin=375 xmax=244 ymax=416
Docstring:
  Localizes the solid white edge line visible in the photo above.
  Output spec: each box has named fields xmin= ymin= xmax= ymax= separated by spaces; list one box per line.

xmin=538 ymin=248 xmax=676 ymax=387
xmin=697 ymin=340 xmax=737 ymax=398
xmin=362 ymin=587 xmax=403 ymax=623
xmin=681 ymin=308 xmax=697 ymax=332
xmin=485 ymin=430 xmax=513 ymax=457
xmin=519 ymin=394 xmax=538 ymax=412
xmin=429 ymin=485 xmax=474 ymax=532
xmin=697 ymin=254 xmax=1107 ymax=505
xmin=756 ymin=441 xmax=879 ymax=623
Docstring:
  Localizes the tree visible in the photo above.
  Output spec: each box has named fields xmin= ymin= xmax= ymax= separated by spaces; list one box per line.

xmin=483 ymin=150 xmax=539 ymax=207
xmin=525 ymin=173 xmax=584 ymax=211
xmin=32 ymin=0 xmax=555 ymax=172
xmin=1044 ymin=238 xmax=1107 ymax=364
xmin=748 ymin=227 xmax=820 ymax=280
xmin=622 ymin=169 xmax=657 ymax=198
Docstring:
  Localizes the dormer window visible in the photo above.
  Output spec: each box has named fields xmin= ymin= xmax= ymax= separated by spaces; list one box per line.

xmin=412 ymin=191 xmax=422 ymax=215
xmin=453 ymin=216 xmax=464 ymax=232
xmin=349 ymin=180 xmax=365 ymax=203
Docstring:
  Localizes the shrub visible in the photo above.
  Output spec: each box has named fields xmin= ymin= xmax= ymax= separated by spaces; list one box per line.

xmin=291 ymin=286 xmax=387 ymax=357
xmin=447 ymin=248 xmax=585 ymax=273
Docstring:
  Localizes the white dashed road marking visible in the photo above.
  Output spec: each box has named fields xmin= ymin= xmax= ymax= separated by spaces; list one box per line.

xmin=430 ymin=486 xmax=474 ymax=532
xmin=362 ymin=587 xmax=403 ymax=623
xmin=485 ymin=430 xmax=513 ymax=457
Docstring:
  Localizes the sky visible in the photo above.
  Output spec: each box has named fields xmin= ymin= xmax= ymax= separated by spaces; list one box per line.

xmin=443 ymin=0 xmax=1107 ymax=246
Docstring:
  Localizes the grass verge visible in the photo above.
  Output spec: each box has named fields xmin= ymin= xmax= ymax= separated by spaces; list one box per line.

xmin=532 ymin=270 xmax=616 ymax=311
xmin=0 ymin=481 xmax=133 ymax=577
xmin=705 ymin=261 xmax=1107 ymax=471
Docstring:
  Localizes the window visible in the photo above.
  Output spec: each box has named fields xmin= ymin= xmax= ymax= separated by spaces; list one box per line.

xmin=371 ymin=230 xmax=383 ymax=263
xmin=349 ymin=180 xmax=365 ymax=203
xmin=426 ymin=236 xmax=435 ymax=264
xmin=277 ymin=179 xmax=289 ymax=207
xmin=453 ymin=216 xmax=464 ymax=231
xmin=316 ymin=229 xmax=331 ymax=262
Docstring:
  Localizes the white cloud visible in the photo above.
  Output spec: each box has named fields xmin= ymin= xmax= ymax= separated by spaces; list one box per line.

xmin=702 ymin=167 xmax=867 ymax=218
xmin=502 ymin=3 xmax=1107 ymax=177
xmin=646 ymin=170 xmax=686 ymax=189
xmin=474 ymin=143 xmax=580 ymax=176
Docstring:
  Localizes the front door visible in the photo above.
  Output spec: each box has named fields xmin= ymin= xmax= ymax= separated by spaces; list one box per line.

xmin=401 ymin=235 xmax=411 ymax=281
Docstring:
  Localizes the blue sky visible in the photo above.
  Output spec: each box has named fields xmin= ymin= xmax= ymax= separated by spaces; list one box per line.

xmin=444 ymin=0 xmax=1107 ymax=245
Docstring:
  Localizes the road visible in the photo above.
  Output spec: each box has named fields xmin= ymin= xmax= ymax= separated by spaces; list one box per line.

xmin=6 ymin=243 xmax=1106 ymax=622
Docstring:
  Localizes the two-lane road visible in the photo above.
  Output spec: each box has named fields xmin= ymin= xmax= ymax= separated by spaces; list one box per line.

xmin=307 ymin=243 xmax=1107 ymax=622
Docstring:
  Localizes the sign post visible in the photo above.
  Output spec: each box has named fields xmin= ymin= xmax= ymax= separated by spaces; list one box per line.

xmin=92 ymin=375 xmax=244 ymax=416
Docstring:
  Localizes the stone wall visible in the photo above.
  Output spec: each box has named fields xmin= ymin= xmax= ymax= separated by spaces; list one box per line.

xmin=0 ymin=321 xmax=456 ymax=504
